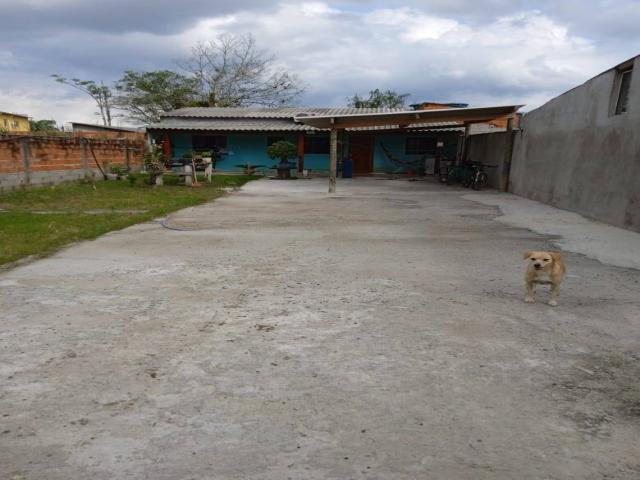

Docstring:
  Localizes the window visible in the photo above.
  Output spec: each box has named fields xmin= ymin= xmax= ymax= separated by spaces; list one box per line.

xmin=304 ymin=135 xmax=330 ymax=154
xmin=192 ymin=134 xmax=227 ymax=152
xmin=614 ymin=68 xmax=633 ymax=115
xmin=2 ymin=119 xmax=7 ymax=127
xmin=405 ymin=137 xmax=437 ymax=155
xmin=267 ymin=136 xmax=285 ymax=146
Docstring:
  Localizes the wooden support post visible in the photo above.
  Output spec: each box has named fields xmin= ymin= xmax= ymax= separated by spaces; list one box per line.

xmin=500 ymin=117 xmax=515 ymax=192
xmin=435 ymin=136 xmax=443 ymax=175
xmin=297 ymin=133 xmax=305 ymax=173
xmin=162 ymin=133 xmax=172 ymax=159
xmin=459 ymin=123 xmax=471 ymax=164
xmin=329 ymin=128 xmax=338 ymax=193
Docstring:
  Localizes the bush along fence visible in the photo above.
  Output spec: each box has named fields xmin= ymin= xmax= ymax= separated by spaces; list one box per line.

xmin=0 ymin=132 xmax=148 ymax=191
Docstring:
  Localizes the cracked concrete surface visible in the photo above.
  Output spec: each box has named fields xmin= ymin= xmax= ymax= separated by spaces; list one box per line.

xmin=1 ymin=178 xmax=639 ymax=479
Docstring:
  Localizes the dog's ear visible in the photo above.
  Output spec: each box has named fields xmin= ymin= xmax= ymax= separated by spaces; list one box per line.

xmin=523 ymin=251 xmax=533 ymax=260
xmin=549 ymin=251 xmax=562 ymax=262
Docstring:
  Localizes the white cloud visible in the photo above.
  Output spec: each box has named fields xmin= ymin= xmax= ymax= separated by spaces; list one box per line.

xmin=0 ymin=85 xmax=99 ymax=125
xmin=364 ymin=8 xmax=462 ymax=42
xmin=299 ymin=2 xmax=338 ymax=17
xmin=1 ymin=1 xmax=638 ymax=125
xmin=0 ymin=50 xmax=16 ymax=67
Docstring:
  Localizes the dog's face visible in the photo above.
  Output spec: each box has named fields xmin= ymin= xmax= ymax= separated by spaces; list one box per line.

xmin=523 ymin=251 xmax=558 ymax=271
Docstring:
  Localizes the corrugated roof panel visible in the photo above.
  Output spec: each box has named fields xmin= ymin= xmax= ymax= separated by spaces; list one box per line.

xmin=148 ymin=117 xmax=466 ymax=133
xmin=148 ymin=118 xmax=317 ymax=131
xmin=160 ymin=107 xmax=406 ymax=119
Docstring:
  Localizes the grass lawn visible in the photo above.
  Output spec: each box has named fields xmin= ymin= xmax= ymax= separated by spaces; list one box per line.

xmin=0 ymin=174 xmax=260 ymax=267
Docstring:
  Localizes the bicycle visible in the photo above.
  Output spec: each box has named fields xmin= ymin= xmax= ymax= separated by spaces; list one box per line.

xmin=465 ymin=163 xmax=497 ymax=190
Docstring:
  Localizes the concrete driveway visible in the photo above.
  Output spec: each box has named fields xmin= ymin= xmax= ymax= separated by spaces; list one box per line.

xmin=1 ymin=178 xmax=639 ymax=479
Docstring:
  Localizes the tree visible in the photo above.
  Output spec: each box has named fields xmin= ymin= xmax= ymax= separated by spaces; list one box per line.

xmin=113 ymin=70 xmax=202 ymax=123
xmin=29 ymin=119 xmax=58 ymax=132
xmin=180 ymin=33 xmax=304 ymax=107
xmin=52 ymin=75 xmax=114 ymax=125
xmin=347 ymin=89 xmax=410 ymax=109
xmin=267 ymin=140 xmax=297 ymax=163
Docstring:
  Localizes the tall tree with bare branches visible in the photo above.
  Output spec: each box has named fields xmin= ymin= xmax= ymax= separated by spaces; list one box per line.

xmin=51 ymin=75 xmax=114 ymax=125
xmin=180 ymin=33 xmax=304 ymax=107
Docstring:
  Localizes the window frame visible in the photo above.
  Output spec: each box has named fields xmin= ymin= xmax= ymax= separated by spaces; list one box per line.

xmin=404 ymin=136 xmax=437 ymax=155
xmin=304 ymin=135 xmax=330 ymax=154
xmin=614 ymin=68 xmax=633 ymax=115
xmin=191 ymin=134 xmax=227 ymax=152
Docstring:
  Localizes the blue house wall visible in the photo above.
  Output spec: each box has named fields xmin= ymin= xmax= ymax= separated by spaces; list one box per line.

xmin=166 ymin=131 xmax=458 ymax=173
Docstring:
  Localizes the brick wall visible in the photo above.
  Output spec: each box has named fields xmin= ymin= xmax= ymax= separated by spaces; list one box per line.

xmin=0 ymin=133 xmax=147 ymax=191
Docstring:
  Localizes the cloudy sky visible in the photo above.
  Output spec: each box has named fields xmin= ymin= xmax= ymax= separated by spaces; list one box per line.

xmin=1 ymin=0 xmax=639 ymax=126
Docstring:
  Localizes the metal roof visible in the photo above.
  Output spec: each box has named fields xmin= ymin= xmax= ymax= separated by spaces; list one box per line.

xmin=149 ymin=114 xmax=466 ymax=133
xmin=148 ymin=118 xmax=317 ymax=131
xmin=294 ymin=105 xmax=524 ymax=129
xmin=0 ymin=111 xmax=29 ymax=118
xmin=346 ymin=121 xmax=463 ymax=132
xmin=160 ymin=107 xmax=405 ymax=119
xmin=70 ymin=122 xmax=141 ymax=132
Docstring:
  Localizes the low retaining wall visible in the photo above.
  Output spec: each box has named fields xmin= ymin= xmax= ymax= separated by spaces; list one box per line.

xmin=0 ymin=132 xmax=147 ymax=191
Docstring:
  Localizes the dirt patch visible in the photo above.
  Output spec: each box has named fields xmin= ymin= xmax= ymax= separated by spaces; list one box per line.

xmin=551 ymin=350 xmax=640 ymax=433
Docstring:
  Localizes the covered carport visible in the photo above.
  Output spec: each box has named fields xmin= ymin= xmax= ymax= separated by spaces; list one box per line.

xmin=294 ymin=105 xmax=523 ymax=193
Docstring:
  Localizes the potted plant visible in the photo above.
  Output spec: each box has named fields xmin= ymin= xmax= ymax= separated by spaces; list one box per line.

xmin=144 ymin=146 xmax=166 ymax=185
xmin=181 ymin=150 xmax=194 ymax=164
xmin=109 ymin=164 xmax=127 ymax=180
xmin=267 ymin=140 xmax=297 ymax=179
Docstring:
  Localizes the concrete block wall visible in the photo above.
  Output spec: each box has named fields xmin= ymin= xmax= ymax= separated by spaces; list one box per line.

xmin=0 ymin=134 xmax=146 ymax=192
xmin=509 ymin=55 xmax=640 ymax=232
xmin=465 ymin=131 xmax=512 ymax=189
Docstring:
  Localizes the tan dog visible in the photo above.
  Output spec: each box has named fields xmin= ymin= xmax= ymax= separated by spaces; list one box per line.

xmin=523 ymin=251 xmax=566 ymax=306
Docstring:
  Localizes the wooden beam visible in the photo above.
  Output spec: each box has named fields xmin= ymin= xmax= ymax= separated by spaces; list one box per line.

xmin=500 ymin=117 xmax=515 ymax=192
xmin=458 ymin=124 xmax=471 ymax=164
xmin=329 ymin=128 xmax=338 ymax=193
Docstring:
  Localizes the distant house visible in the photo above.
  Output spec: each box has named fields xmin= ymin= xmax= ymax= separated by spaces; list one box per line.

xmin=147 ymin=107 xmax=464 ymax=175
xmin=70 ymin=122 xmax=141 ymax=134
xmin=0 ymin=112 xmax=30 ymax=132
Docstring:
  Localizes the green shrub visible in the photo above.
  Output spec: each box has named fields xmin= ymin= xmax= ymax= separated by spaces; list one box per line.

xmin=267 ymin=141 xmax=297 ymax=163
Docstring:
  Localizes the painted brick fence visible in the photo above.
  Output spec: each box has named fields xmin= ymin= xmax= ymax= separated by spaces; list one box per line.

xmin=0 ymin=132 xmax=147 ymax=192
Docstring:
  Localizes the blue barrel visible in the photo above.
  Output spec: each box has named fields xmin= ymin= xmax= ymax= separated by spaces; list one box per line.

xmin=342 ymin=159 xmax=353 ymax=178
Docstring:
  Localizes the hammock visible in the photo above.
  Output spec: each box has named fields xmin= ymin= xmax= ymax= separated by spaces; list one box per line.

xmin=380 ymin=142 xmax=432 ymax=169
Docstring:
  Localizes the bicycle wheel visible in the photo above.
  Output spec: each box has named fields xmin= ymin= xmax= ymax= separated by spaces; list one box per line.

xmin=472 ymin=172 xmax=488 ymax=190
xmin=461 ymin=172 xmax=473 ymax=188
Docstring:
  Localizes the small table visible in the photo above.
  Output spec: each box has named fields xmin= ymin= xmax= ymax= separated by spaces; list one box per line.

xmin=270 ymin=161 xmax=297 ymax=179
xmin=235 ymin=164 xmax=265 ymax=175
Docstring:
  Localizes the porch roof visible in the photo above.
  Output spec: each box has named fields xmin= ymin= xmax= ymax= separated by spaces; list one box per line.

xmin=294 ymin=105 xmax=523 ymax=129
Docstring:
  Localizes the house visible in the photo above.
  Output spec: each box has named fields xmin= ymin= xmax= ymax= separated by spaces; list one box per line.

xmin=147 ymin=107 xmax=466 ymax=175
xmin=0 ymin=112 xmax=30 ymax=132
xmin=70 ymin=122 xmax=142 ymax=134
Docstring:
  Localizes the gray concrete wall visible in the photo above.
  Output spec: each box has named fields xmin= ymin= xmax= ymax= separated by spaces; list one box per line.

xmin=509 ymin=56 xmax=640 ymax=232
xmin=0 ymin=169 xmax=100 ymax=192
xmin=466 ymin=131 xmax=511 ymax=189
